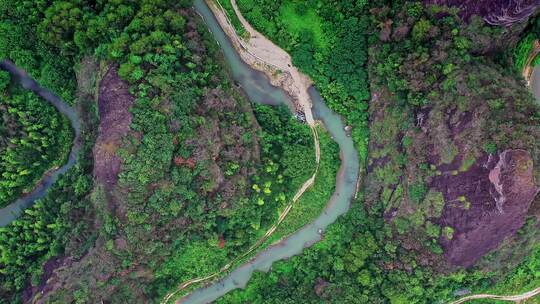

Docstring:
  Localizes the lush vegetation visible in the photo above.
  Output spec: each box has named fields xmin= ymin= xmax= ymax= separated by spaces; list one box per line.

xmin=264 ymin=127 xmax=339 ymax=243
xmin=0 ymin=2 xmax=88 ymax=300
xmin=0 ymin=76 xmax=97 ymax=302
xmin=146 ymin=101 xmax=326 ymax=299
xmin=235 ymin=0 xmax=371 ymax=158
xmin=0 ymin=78 xmax=72 ymax=207
xmin=0 ymin=1 xmax=90 ymax=301
xmin=514 ymin=16 xmax=540 ymax=70
xmin=365 ymin=0 xmax=540 ymax=254
xmin=514 ymin=33 xmax=536 ymax=71
xmin=216 ymin=0 xmax=248 ymax=38
xmin=0 ymin=0 xmax=76 ymax=208
xmin=2 ymin=0 xmax=540 ymax=303
xmin=0 ymin=2 xmax=77 ymax=102
xmin=0 ymin=146 xmax=95 ymax=302
xmin=219 ymin=198 xmax=540 ymax=303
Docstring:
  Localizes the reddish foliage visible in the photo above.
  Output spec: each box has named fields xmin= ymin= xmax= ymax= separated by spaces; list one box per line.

xmin=218 ymin=235 xmax=226 ymax=249
xmin=174 ymin=156 xmax=196 ymax=169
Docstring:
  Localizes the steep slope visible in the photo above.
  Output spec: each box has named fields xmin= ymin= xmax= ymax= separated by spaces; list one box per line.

xmin=427 ymin=0 xmax=540 ymax=25
xmin=366 ymin=1 xmax=540 ymax=270
xmin=0 ymin=0 xmax=328 ymax=302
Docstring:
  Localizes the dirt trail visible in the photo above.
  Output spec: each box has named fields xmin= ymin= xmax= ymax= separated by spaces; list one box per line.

xmin=450 ymin=287 xmax=540 ymax=304
xmin=161 ymin=3 xmax=324 ymax=302
xmin=163 ymin=127 xmax=320 ymax=304
xmin=522 ymin=40 xmax=540 ymax=85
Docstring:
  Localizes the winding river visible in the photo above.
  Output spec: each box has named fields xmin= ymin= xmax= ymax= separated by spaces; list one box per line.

xmin=175 ymin=1 xmax=360 ymax=303
xmin=0 ymin=60 xmax=81 ymax=227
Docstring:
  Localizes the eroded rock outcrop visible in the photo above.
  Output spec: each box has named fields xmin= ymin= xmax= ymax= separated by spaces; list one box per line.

xmin=433 ymin=149 xmax=539 ymax=267
xmin=365 ymin=49 xmax=540 ymax=270
xmin=426 ymin=0 xmax=540 ymax=26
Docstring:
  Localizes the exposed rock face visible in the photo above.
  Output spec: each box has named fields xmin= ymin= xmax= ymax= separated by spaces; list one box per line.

xmin=93 ymin=66 xmax=134 ymax=189
xmin=426 ymin=0 xmax=540 ymax=26
xmin=433 ymin=149 xmax=539 ymax=267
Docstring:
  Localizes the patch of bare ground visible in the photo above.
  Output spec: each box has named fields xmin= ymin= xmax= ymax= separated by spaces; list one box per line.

xmin=93 ymin=65 xmax=135 ymax=189
xmin=28 ymin=6 xmax=273 ymax=302
xmin=20 ymin=58 xmax=101 ymax=303
xmin=26 ymin=64 xmax=139 ymax=304
xmin=21 ymin=256 xmax=72 ymax=303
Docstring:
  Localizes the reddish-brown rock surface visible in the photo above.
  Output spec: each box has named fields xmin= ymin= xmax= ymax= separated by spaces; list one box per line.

xmin=426 ymin=0 xmax=540 ymax=25
xmin=432 ymin=149 xmax=539 ymax=267
xmin=93 ymin=66 xmax=134 ymax=189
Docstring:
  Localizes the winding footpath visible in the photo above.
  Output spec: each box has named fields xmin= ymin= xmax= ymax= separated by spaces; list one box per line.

xmin=162 ymin=127 xmax=320 ymax=304
xmin=450 ymin=287 xmax=540 ymax=304
xmin=522 ymin=40 xmax=540 ymax=86
xmin=0 ymin=60 xmax=81 ymax=227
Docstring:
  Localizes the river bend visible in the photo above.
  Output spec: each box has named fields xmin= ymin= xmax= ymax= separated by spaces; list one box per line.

xmin=0 ymin=60 xmax=81 ymax=227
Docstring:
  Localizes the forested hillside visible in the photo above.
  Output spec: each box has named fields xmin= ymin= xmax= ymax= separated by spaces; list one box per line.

xmin=0 ymin=76 xmax=72 ymax=207
xmin=0 ymin=0 xmax=77 ymax=208
xmin=0 ymin=0 xmax=97 ymax=298
xmin=366 ymin=2 xmax=540 ymax=270
xmin=0 ymin=0 xmax=338 ymax=303
xmin=218 ymin=0 xmax=540 ymax=303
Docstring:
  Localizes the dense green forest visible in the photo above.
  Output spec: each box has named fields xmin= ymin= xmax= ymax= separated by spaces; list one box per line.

xmin=0 ymin=0 xmax=78 ymax=209
xmin=514 ymin=16 xmax=540 ymax=70
xmin=0 ymin=65 xmax=97 ymax=302
xmin=1 ymin=0 xmax=539 ymax=303
xmin=235 ymin=0 xmax=371 ymax=159
xmin=0 ymin=78 xmax=72 ymax=207
xmin=0 ymin=134 xmax=96 ymax=301
xmin=219 ymin=198 xmax=540 ymax=303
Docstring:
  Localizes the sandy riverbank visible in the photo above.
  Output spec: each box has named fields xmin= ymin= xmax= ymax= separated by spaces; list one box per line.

xmin=207 ymin=0 xmax=316 ymax=126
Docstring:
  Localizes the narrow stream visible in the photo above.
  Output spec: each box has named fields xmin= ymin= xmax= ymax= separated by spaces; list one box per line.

xmin=0 ymin=60 xmax=81 ymax=227
xmin=178 ymin=1 xmax=360 ymax=303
